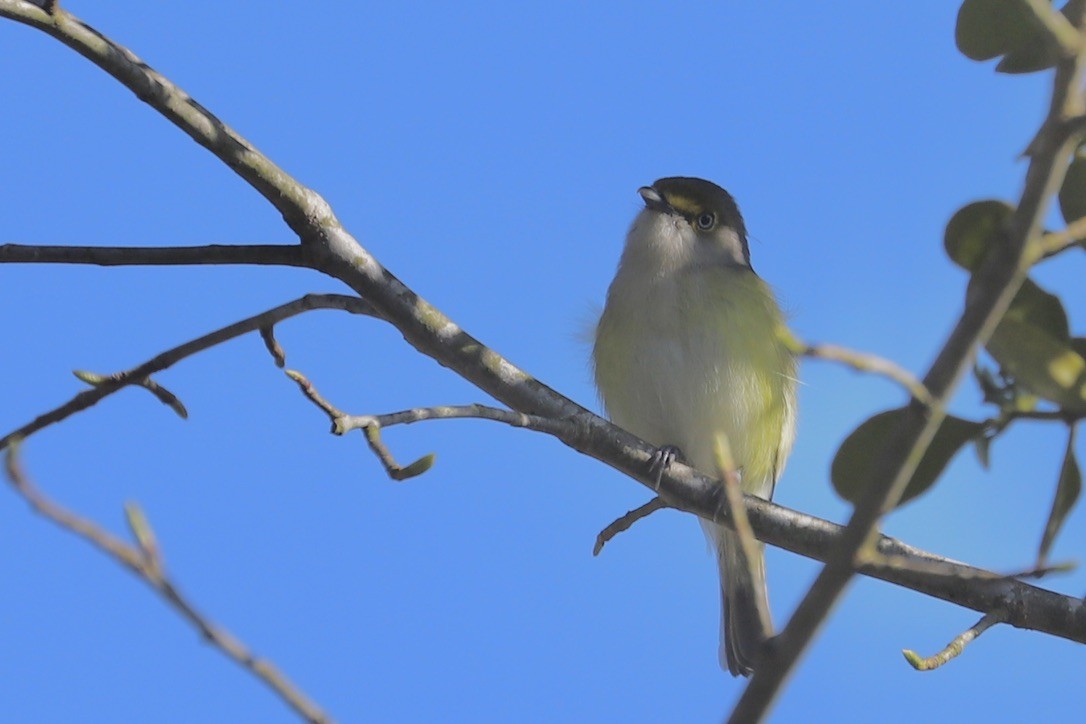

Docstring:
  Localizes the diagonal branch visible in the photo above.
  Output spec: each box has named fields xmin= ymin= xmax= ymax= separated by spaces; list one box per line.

xmin=4 ymin=445 xmax=330 ymax=723
xmin=1035 ymin=214 xmax=1086 ymax=260
xmin=0 ymin=294 xmax=374 ymax=452
xmin=792 ymin=339 xmax=932 ymax=405
xmin=280 ymin=373 xmax=1086 ymax=648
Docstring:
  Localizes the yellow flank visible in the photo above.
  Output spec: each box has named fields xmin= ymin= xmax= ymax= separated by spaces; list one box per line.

xmin=594 ymin=264 xmax=796 ymax=492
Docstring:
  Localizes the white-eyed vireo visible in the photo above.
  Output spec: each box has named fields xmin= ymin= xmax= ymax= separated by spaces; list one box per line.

xmin=593 ymin=177 xmax=797 ymax=676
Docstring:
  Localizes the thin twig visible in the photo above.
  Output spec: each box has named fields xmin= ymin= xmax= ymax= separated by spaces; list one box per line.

xmin=282 ymin=371 xmax=565 ymax=440
xmin=261 ymin=326 xmax=287 ymax=368
xmin=794 ymin=340 xmax=932 ymax=406
xmin=712 ymin=434 xmax=773 ymax=657
xmin=284 ymin=371 xmax=571 ymax=481
xmin=0 ymin=243 xmax=309 ymax=267
xmin=1035 ymin=215 xmax=1086 ymax=260
xmin=902 ymin=611 xmax=1006 ymax=671
xmin=0 ymin=294 xmax=373 ymax=452
xmin=342 ymin=404 xmax=568 ymax=436
xmin=593 ymin=497 xmax=667 ymax=556
xmin=4 ymin=445 xmax=330 ymax=723
xmin=74 ymin=370 xmax=189 ymax=419
xmin=1002 ymin=560 xmax=1077 ymax=580
xmin=284 ymin=369 xmax=434 ymax=480
xmin=865 ymin=550 xmax=1076 ymax=583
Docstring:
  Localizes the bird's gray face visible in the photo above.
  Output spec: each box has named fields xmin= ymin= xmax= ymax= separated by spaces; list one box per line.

xmin=628 ymin=177 xmax=752 ymax=273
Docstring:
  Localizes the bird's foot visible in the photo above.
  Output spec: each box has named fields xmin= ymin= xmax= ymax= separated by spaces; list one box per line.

xmin=649 ymin=444 xmax=685 ymax=490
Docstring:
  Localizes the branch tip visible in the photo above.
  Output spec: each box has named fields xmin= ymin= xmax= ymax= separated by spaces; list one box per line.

xmin=593 ymin=497 xmax=667 ymax=556
xmin=902 ymin=611 xmax=1005 ymax=671
xmin=260 ymin=325 xmax=286 ymax=368
xmin=124 ymin=501 xmax=162 ymax=572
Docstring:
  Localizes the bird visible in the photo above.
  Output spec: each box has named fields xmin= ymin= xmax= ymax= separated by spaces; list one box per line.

xmin=592 ymin=177 xmax=797 ymax=676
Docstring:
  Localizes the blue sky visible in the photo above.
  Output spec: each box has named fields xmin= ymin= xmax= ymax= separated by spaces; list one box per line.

xmin=2 ymin=2 xmax=1085 ymax=722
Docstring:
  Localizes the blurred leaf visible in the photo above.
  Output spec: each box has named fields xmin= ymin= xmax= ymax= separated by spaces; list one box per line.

xmin=1071 ymin=337 xmax=1086 ymax=359
xmin=1003 ymin=277 xmax=1070 ymax=340
xmin=956 ymin=0 xmax=1038 ymax=61
xmin=986 ymin=317 xmax=1086 ymax=412
xmin=832 ymin=408 xmax=984 ymax=507
xmin=999 ymin=0 xmax=1086 ymax=73
xmin=996 ymin=36 xmax=1057 ymax=74
xmin=1059 ymin=155 xmax=1086 ymax=223
xmin=1038 ymin=427 xmax=1081 ymax=565
xmin=944 ymin=200 xmax=1013 ymax=271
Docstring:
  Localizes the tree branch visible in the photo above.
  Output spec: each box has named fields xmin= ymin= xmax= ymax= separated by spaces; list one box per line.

xmin=0 ymin=243 xmax=309 ymax=267
xmin=1035 ymin=214 xmax=1086 ymax=260
xmin=902 ymin=611 xmax=1005 ymax=671
xmin=793 ymin=339 xmax=932 ymax=405
xmin=4 ymin=4 xmax=1085 ymax=718
xmin=0 ymin=294 xmax=374 ymax=452
xmin=279 ymin=369 xmax=1086 ymax=647
xmin=593 ymin=497 xmax=668 ymax=556
xmin=4 ymin=445 xmax=330 ymax=724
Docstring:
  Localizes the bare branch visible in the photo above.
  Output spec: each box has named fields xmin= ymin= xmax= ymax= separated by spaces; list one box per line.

xmin=794 ymin=340 xmax=932 ymax=405
xmin=1035 ymin=215 xmax=1086 ymax=260
xmin=74 ymin=370 xmax=189 ymax=419
xmin=0 ymin=294 xmax=373 ymax=452
xmin=0 ymin=243 xmax=309 ymax=267
xmin=864 ymin=549 xmax=1076 ymax=588
xmin=593 ymin=497 xmax=668 ymax=556
xmin=276 ymin=372 xmax=1086 ymax=652
xmin=261 ymin=326 xmax=288 ymax=368
xmin=3 ymin=4 xmax=1085 ymax=714
xmin=902 ymin=611 xmax=1006 ymax=672
xmin=4 ymin=445 xmax=330 ymax=723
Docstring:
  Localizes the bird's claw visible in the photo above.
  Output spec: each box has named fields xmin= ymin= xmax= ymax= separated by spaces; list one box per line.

xmin=649 ymin=444 xmax=685 ymax=490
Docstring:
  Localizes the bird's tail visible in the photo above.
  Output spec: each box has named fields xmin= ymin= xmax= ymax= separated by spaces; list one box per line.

xmin=715 ymin=524 xmax=772 ymax=677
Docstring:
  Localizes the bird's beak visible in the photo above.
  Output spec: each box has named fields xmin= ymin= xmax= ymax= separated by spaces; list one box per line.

xmin=638 ymin=185 xmax=671 ymax=213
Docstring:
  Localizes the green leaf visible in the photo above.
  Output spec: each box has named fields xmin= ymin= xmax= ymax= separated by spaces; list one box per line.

xmin=995 ymin=35 xmax=1057 ymax=74
xmin=1002 ymin=277 xmax=1070 ymax=340
xmin=832 ymin=408 xmax=984 ymax=508
xmin=1059 ymin=155 xmax=1086 ymax=223
xmin=986 ymin=316 xmax=1086 ymax=412
xmin=956 ymin=0 xmax=1039 ymax=61
xmin=998 ymin=0 xmax=1086 ymax=74
xmin=944 ymin=200 xmax=1013 ymax=271
xmin=1038 ymin=427 xmax=1081 ymax=565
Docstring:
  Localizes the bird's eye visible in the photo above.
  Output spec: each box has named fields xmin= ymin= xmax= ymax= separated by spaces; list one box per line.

xmin=696 ymin=212 xmax=716 ymax=231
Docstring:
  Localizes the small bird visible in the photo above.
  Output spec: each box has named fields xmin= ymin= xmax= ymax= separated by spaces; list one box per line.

xmin=592 ymin=177 xmax=797 ymax=676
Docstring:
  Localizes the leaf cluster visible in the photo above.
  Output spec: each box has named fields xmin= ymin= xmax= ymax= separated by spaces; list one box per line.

xmin=832 ymin=0 xmax=1086 ymax=566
